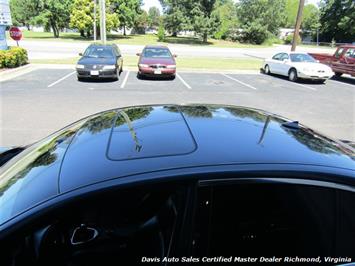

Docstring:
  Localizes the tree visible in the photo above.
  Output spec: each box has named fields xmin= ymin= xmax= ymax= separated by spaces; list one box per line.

xmin=34 ymin=0 xmax=72 ymax=38
xmin=302 ymin=4 xmax=320 ymax=31
xmin=159 ymin=0 xmax=192 ymax=36
xmin=237 ymin=0 xmax=286 ymax=44
xmin=70 ymin=0 xmax=119 ymax=38
xmin=319 ymin=0 xmax=355 ymax=42
xmin=284 ymin=0 xmax=298 ymax=28
xmin=190 ymin=0 xmax=221 ymax=42
xmin=133 ymin=10 xmax=148 ymax=34
xmin=112 ymin=0 xmax=142 ymax=35
xmin=10 ymin=0 xmax=71 ymax=37
xmin=9 ymin=0 xmax=38 ymax=29
xmin=148 ymin=6 xmax=161 ymax=28
xmin=213 ymin=0 xmax=238 ymax=40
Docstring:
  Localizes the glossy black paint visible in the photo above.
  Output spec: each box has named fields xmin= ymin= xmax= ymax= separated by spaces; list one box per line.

xmin=0 ymin=104 xmax=354 ymax=229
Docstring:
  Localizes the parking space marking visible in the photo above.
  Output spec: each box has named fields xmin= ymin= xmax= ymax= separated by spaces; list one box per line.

xmin=120 ymin=71 xmax=130 ymax=89
xmin=221 ymin=73 xmax=257 ymax=90
xmin=261 ymin=74 xmax=317 ymax=91
xmin=176 ymin=73 xmax=192 ymax=89
xmin=328 ymin=79 xmax=355 ymax=88
xmin=47 ymin=71 xmax=76 ymax=88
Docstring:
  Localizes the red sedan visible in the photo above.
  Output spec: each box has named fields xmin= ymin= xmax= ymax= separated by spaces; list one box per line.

xmin=137 ymin=45 xmax=177 ymax=79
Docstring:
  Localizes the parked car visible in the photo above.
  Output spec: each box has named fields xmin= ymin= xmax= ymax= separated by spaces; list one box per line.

xmin=263 ymin=52 xmax=334 ymax=83
xmin=0 ymin=104 xmax=354 ymax=265
xmin=76 ymin=44 xmax=123 ymax=81
xmin=309 ymin=45 xmax=355 ymax=77
xmin=137 ymin=45 xmax=177 ymax=79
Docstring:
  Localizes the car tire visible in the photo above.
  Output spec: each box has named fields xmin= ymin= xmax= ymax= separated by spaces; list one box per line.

xmin=288 ymin=68 xmax=298 ymax=82
xmin=119 ymin=65 xmax=123 ymax=75
xmin=77 ymin=77 xmax=84 ymax=82
xmin=318 ymin=79 xmax=327 ymax=84
xmin=335 ymin=72 xmax=342 ymax=78
xmin=137 ymin=73 xmax=143 ymax=79
xmin=114 ymin=68 xmax=119 ymax=81
xmin=264 ymin=64 xmax=271 ymax=75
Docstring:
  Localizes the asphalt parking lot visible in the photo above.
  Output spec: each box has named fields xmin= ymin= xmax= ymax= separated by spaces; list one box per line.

xmin=0 ymin=67 xmax=354 ymax=146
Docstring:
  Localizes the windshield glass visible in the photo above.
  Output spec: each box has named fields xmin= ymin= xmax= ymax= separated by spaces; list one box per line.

xmin=290 ymin=53 xmax=317 ymax=63
xmin=84 ymin=46 xmax=114 ymax=58
xmin=143 ymin=48 xmax=172 ymax=58
xmin=0 ymin=120 xmax=85 ymax=226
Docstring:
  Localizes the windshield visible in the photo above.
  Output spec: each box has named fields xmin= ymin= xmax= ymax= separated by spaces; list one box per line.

xmin=84 ymin=46 xmax=114 ymax=58
xmin=290 ymin=53 xmax=317 ymax=63
xmin=0 ymin=120 xmax=85 ymax=226
xmin=143 ymin=48 xmax=172 ymax=58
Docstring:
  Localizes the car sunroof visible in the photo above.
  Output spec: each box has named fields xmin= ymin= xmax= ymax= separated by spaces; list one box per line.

xmin=107 ymin=106 xmax=197 ymax=160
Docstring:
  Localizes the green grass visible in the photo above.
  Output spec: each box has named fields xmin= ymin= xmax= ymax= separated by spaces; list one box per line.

xmin=30 ymin=56 xmax=262 ymax=70
xmin=11 ymin=30 xmax=270 ymax=48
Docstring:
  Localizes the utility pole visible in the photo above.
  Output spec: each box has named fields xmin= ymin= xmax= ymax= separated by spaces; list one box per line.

xmin=93 ymin=0 xmax=97 ymax=42
xmin=291 ymin=0 xmax=305 ymax=51
xmin=99 ymin=0 xmax=106 ymax=44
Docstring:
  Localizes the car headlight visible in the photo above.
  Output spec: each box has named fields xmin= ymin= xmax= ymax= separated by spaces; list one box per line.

xmin=139 ymin=64 xmax=149 ymax=68
xmin=166 ymin=65 xmax=176 ymax=69
xmin=103 ymin=65 xmax=116 ymax=70
xmin=76 ymin=64 xmax=85 ymax=69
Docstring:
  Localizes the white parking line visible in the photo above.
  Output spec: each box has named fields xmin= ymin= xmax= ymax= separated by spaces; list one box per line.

xmin=261 ymin=74 xmax=317 ymax=91
xmin=328 ymin=79 xmax=355 ymax=88
xmin=222 ymin=73 xmax=257 ymax=90
xmin=47 ymin=71 xmax=76 ymax=88
xmin=176 ymin=73 xmax=192 ymax=89
xmin=120 ymin=71 xmax=130 ymax=89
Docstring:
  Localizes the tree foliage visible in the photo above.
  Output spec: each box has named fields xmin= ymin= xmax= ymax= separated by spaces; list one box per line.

xmin=112 ymin=0 xmax=142 ymax=35
xmin=159 ymin=0 xmax=192 ymax=36
xmin=319 ymin=0 xmax=355 ymax=42
xmin=237 ymin=0 xmax=286 ymax=44
xmin=9 ymin=0 xmax=38 ymax=29
xmin=70 ymin=0 xmax=119 ymax=38
xmin=190 ymin=0 xmax=221 ymax=42
xmin=148 ymin=6 xmax=161 ymax=28
xmin=213 ymin=0 xmax=238 ymax=40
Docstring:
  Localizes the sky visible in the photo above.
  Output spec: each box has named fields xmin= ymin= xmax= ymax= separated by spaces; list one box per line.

xmin=142 ymin=0 xmax=321 ymax=12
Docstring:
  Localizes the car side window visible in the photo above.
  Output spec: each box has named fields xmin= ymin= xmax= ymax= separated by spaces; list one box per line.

xmin=272 ymin=53 xmax=282 ymax=60
xmin=193 ymin=182 xmax=342 ymax=258
xmin=335 ymin=48 xmax=344 ymax=58
xmin=1 ymin=183 xmax=189 ymax=266
xmin=344 ymin=48 xmax=355 ymax=59
xmin=280 ymin=53 xmax=289 ymax=60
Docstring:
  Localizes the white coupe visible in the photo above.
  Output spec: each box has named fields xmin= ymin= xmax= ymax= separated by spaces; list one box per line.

xmin=263 ymin=52 xmax=334 ymax=83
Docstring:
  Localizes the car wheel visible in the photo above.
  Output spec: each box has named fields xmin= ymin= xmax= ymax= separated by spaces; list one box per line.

xmin=288 ymin=68 xmax=298 ymax=82
xmin=114 ymin=68 xmax=119 ymax=81
xmin=318 ymin=79 xmax=327 ymax=84
xmin=77 ymin=77 xmax=84 ymax=82
xmin=119 ymin=64 xmax=123 ymax=75
xmin=264 ymin=64 xmax=271 ymax=75
xmin=335 ymin=72 xmax=342 ymax=78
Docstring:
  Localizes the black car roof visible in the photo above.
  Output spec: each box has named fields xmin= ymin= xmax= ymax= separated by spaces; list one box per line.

xmin=58 ymin=104 xmax=355 ymax=192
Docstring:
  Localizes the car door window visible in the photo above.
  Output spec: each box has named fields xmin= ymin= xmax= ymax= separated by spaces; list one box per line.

xmin=334 ymin=48 xmax=344 ymax=58
xmin=280 ymin=53 xmax=289 ymax=61
xmin=272 ymin=53 xmax=282 ymax=60
xmin=344 ymin=48 xmax=355 ymax=59
xmin=193 ymin=181 xmax=341 ymax=258
xmin=1 ymin=183 xmax=189 ymax=266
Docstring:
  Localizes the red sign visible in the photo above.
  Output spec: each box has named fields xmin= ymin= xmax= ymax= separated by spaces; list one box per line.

xmin=9 ymin=27 xmax=22 ymax=41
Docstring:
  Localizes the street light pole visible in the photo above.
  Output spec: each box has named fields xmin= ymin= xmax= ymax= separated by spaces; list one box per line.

xmin=291 ymin=0 xmax=305 ymax=51
xmin=93 ymin=0 xmax=97 ymax=42
xmin=99 ymin=0 xmax=106 ymax=44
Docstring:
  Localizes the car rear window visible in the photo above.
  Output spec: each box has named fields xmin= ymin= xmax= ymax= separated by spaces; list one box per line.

xmin=143 ymin=48 xmax=172 ymax=58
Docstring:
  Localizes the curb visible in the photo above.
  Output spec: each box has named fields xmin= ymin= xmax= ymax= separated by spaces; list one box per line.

xmin=0 ymin=64 xmax=37 ymax=82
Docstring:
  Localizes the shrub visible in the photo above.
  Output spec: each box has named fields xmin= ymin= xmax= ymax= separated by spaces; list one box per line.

xmin=157 ymin=23 xmax=165 ymax=42
xmin=241 ymin=22 xmax=269 ymax=44
xmin=0 ymin=47 xmax=28 ymax=68
xmin=284 ymin=33 xmax=301 ymax=45
xmin=262 ymin=36 xmax=283 ymax=46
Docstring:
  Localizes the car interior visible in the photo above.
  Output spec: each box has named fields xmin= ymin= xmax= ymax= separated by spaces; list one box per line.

xmin=2 ymin=184 xmax=187 ymax=266
xmin=193 ymin=182 xmax=355 ymax=259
